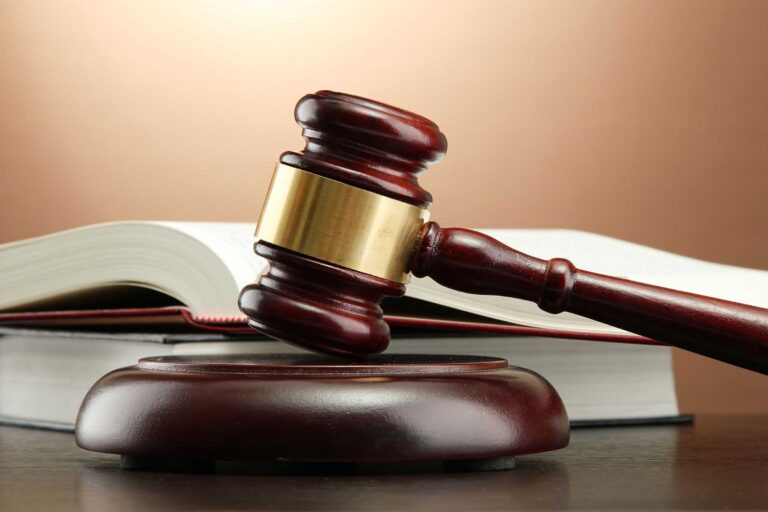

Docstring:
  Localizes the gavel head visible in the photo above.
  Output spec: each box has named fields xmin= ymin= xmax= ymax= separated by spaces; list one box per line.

xmin=238 ymin=91 xmax=447 ymax=357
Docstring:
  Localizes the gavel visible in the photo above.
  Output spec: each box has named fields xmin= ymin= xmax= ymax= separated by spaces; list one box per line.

xmin=239 ymin=90 xmax=768 ymax=375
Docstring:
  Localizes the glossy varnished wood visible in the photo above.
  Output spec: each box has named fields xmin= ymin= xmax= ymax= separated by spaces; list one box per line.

xmin=3 ymin=416 xmax=767 ymax=511
xmin=240 ymin=91 xmax=768 ymax=372
xmin=240 ymin=242 xmax=405 ymax=357
xmin=239 ymin=91 xmax=447 ymax=357
xmin=281 ymin=90 xmax=446 ymax=207
xmin=414 ymin=223 xmax=768 ymax=374
xmin=75 ymin=354 xmax=569 ymax=462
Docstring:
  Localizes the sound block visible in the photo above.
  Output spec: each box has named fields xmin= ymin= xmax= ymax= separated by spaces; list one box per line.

xmin=75 ymin=354 xmax=569 ymax=471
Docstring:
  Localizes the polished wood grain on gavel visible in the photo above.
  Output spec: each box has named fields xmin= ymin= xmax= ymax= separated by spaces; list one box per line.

xmin=239 ymin=90 xmax=768 ymax=375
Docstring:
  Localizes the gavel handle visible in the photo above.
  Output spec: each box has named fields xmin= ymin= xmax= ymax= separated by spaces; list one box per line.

xmin=412 ymin=222 xmax=768 ymax=374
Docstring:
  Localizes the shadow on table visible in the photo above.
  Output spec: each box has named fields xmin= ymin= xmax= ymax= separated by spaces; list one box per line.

xmin=76 ymin=458 xmax=571 ymax=511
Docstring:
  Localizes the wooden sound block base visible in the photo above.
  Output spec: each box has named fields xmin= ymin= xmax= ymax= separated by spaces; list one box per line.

xmin=75 ymin=354 xmax=569 ymax=472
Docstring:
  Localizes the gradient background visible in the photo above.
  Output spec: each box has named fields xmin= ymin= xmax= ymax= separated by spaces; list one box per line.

xmin=1 ymin=0 xmax=766 ymax=413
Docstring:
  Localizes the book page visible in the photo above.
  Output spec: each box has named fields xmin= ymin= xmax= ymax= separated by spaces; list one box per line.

xmin=152 ymin=222 xmax=267 ymax=291
xmin=0 ymin=222 xmax=264 ymax=319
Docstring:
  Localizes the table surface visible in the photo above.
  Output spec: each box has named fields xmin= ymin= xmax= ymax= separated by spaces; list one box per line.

xmin=1 ymin=415 xmax=766 ymax=511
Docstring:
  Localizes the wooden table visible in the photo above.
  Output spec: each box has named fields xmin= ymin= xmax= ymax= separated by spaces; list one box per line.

xmin=1 ymin=416 xmax=766 ymax=511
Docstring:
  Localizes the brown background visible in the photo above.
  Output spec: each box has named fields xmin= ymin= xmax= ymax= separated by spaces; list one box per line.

xmin=1 ymin=0 xmax=766 ymax=414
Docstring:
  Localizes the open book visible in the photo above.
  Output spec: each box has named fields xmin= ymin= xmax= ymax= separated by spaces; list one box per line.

xmin=1 ymin=222 xmax=767 ymax=334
